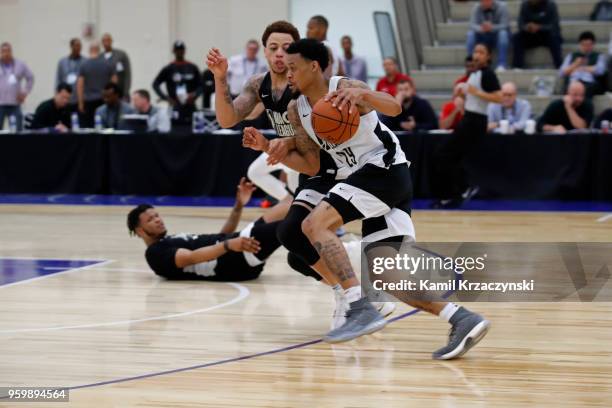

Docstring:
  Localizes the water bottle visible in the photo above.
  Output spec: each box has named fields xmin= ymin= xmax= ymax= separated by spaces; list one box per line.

xmin=94 ymin=114 xmax=103 ymax=131
xmin=71 ymin=113 xmax=80 ymax=132
xmin=602 ymin=120 xmax=610 ymax=135
xmin=8 ymin=115 xmax=18 ymax=133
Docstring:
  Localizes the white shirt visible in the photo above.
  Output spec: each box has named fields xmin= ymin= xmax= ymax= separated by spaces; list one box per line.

xmin=227 ymin=54 xmax=266 ymax=96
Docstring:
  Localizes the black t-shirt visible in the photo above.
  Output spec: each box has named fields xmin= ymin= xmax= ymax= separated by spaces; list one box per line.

xmin=152 ymin=61 xmax=203 ymax=103
xmin=537 ymin=99 xmax=594 ymax=131
xmin=31 ymin=99 xmax=71 ymax=129
xmin=146 ymin=232 xmax=227 ymax=279
xmin=383 ymin=95 xmax=439 ymax=132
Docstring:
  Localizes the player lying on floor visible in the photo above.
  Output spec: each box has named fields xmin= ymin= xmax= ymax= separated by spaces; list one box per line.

xmin=127 ymin=177 xmax=320 ymax=281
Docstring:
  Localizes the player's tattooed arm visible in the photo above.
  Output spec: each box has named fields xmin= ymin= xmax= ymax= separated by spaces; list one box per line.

xmin=215 ymin=73 xmax=265 ymax=128
xmin=279 ymin=101 xmax=320 ymax=176
xmin=327 ymin=79 xmax=402 ymax=117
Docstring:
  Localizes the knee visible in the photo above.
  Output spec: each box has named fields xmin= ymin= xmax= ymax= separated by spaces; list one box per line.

xmin=301 ymin=214 xmax=318 ymax=239
xmin=277 ymin=216 xmax=301 ymax=249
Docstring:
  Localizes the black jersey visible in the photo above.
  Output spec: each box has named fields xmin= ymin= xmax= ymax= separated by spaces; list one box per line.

xmin=145 ymin=232 xmax=261 ymax=281
xmin=258 ymin=72 xmax=295 ymax=138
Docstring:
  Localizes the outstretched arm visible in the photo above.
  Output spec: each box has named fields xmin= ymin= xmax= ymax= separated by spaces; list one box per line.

xmin=175 ymin=236 xmax=261 ymax=268
xmin=206 ymin=48 xmax=264 ymax=128
xmin=219 ymin=177 xmax=256 ymax=234
xmin=328 ymin=79 xmax=401 ymax=116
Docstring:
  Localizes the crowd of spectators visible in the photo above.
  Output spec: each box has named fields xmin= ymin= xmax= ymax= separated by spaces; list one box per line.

xmin=0 ymin=2 xmax=611 ymax=134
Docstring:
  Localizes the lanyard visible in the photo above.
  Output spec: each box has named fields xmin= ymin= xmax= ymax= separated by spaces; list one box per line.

xmin=1 ymin=62 xmax=14 ymax=77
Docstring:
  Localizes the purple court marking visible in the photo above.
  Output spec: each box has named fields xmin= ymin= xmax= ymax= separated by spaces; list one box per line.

xmin=0 ymin=258 xmax=106 ymax=286
xmin=1 ymin=193 xmax=612 ymax=212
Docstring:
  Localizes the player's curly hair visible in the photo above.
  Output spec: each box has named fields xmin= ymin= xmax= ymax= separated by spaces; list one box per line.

xmin=127 ymin=204 xmax=153 ymax=236
xmin=261 ymin=21 xmax=300 ymax=47
xmin=286 ymin=39 xmax=329 ymax=72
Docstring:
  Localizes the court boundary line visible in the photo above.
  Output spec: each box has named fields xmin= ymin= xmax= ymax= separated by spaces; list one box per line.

xmin=0 ymin=282 xmax=249 ymax=334
xmin=66 ymin=308 xmax=421 ymax=392
xmin=0 ymin=259 xmax=113 ymax=289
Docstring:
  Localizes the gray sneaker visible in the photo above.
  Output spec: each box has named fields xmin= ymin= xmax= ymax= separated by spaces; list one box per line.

xmin=432 ymin=307 xmax=490 ymax=360
xmin=323 ymin=298 xmax=388 ymax=343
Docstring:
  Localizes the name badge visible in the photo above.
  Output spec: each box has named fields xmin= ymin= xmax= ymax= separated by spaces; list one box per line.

xmin=66 ymin=73 xmax=77 ymax=84
xmin=8 ymin=74 xmax=17 ymax=85
xmin=116 ymin=62 xmax=124 ymax=72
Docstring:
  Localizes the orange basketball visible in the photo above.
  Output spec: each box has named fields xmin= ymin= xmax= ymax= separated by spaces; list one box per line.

xmin=311 ymin=97 xmax=360 ymax=145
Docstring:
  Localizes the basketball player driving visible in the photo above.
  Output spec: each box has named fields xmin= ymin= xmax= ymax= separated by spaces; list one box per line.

xmin=244 ymin=39 xmax=490 ymax=360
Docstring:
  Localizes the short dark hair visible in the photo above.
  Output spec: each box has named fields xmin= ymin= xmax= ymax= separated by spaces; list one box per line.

xmin=133 ymin=89 xmax=150 ymax=102
xmin=104 ymin=82 xmax=122 ymax=98
xmin=341 ymin=35 xmax=352 ymax=43
xmin=287 ymin=39 xmax=330 ymax=72
xmin=261 ymin=21 xmax=300 ymax=47
xmin=465 ymin=55 xmax=474 ymax=62
xmin=310 ymin=15 xmax=329 ymax=29
xmin=384 ymin=56 xmax=399 ymax=65
xmin=474 ymin=42 xmax=493 ymax=55
xmin=398 ymin=78 xmax=414 ymax=87
xmin=69 ymin=38 xmax=80 ymax=46
xmin=127 ymin=204 xmax=153 ymax=236
xmin=56 ymin=82 xmax=72 ymax=94
xmin=579 ymin=31 xmax=596 ymax=43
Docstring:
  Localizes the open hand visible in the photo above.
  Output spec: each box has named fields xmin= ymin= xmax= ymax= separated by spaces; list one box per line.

xmin=206 ymin=48 xmax=229 ymax=79
xmin=236 ymin=177 xmax=256 ymax=207
xmin=227 ymin=236 xmax=261 ymax=253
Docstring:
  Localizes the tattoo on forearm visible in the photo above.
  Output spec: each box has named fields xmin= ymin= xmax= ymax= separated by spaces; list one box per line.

xmin=220 ymin=78 xmax=233 ymax=105
xmin=313 ymin=239 xmax=356 ymax=282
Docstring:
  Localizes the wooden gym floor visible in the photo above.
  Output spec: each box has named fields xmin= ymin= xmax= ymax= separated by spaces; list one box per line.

xmin=0 ymin=204 xmax=611 ymax=407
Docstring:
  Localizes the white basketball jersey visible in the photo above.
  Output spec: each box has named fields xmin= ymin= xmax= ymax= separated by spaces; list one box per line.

xmin=297 ymin=76 xmax=408 ymax=180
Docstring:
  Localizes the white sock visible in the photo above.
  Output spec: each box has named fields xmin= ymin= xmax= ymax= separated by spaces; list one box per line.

xmin=440 ymin=303 xmax=460 ymax=322
xmin=343 ymin=286 xmax=362 ymax=304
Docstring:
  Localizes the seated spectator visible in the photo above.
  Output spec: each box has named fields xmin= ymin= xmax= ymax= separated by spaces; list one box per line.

xmin=487 ymin=82 xmax=532 ymax=133
xmin=341 ymin=35 xmax=368 ymax=83
xmin=131 ymin=89 xmax=171 ymax=133
xmin=31 ymin=83 xmax=72 ymax=132
xmin=537 ymin=81 xmax=593 ymax=133
xmin=376 ymin=57 xmax=411 ymax=97
xmin=95 ymin=82 xmax=134 ymax=129
xmin=381 ymin=79 xmax=438 ymax=132
xmin=593 ymin=108 xmax=612 ymax=130
xmin=513 ymin=0 xmax=562 ymax=69
xmin=560 ymin=31 xmax=607 ymax=98
xmin=455 ymin=56 xmax=476 ymax=85
xmin=466 ymin=0 xmax=510 ymax=71
xmin=439 ymin=85 xmax=466 ymax=130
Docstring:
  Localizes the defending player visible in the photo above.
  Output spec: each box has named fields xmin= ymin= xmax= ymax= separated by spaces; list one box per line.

xmin=245 ymin=39 xmax=489 ymax=360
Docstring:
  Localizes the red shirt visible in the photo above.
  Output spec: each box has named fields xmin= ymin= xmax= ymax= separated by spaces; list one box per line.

xmin=376 ymin=73 xmax=412 ymax=97
xmin=440 ymin=101 xmax=464 ymax=130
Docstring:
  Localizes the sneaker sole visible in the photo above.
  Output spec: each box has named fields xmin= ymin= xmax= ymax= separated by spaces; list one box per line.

xmin=323 ymin=318 xmax=388 ymax=344
xmin=433 ymin=320 xmax=490 ymax=360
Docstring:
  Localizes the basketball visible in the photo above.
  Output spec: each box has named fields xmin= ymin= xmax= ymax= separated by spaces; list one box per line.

xmin=312 ymin=97 xmax=360 ymax=145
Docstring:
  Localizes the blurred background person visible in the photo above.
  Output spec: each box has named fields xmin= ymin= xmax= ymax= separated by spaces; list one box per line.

xmin=101 ymin=33 xmax=132 ymax=101
xmin=455 ymin=56 xmax=476 ymax=85
xmin=440 ymin=85 xmax=466 ymax=131
xmin=201 ymin=69 xmax=215 ymax=110
xmin=95 ymin=82 xmax=134 ymax=129
xmin=376 ymin=57 xmax=411 ymax=97
xmin=227 ymin=39 xmax=266 ymax=98
xmin=152 ymin=41 xmax=203 ymax=127
xmin=131 ymin=89 xmax=171 ymax=133
xmin=559 ymin=31 xmax=607 ymax=98
xmin=0 ymin=42 xmax=34 ymax=131
xmin=340 ymin=35 xmax=367 ymax=83
xmin=593 ymin=107 xmax=612 ymax=130
xmin=381 ymin=79 xmax=438 ymax=132
xmin=466 ymin=0 xmax=510 ymax=71
xmin=55 ymin=38 xmax=84 ymax=109
xmin=487 ymin=82 xmax=532 ymax=133
xmin=306 ymin=15 xmax=344 ymax=77
xmin=31 ymin=82 xmax=72 ymax=132
xmin=513 ymin=0 xmax=562 ymax=69
xmin=537 ymin=81 xmax=593 ymax=133
xmin=77 ymin=42 xmax=117 ymax=127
